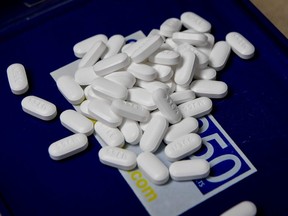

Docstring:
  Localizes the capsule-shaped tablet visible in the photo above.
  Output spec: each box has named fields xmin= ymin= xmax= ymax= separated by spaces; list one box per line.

xmin=119 ymin=119 xmax=142 ymax=145
xmin=197 ymin=33 xmax=215 ymax=56
xmin=101 ymin=34 xmax=125 ymax=59
xmin=74 ymin=66 xmax=99 ymax=86
xmin=209 ymin=41 xmax=231 ymax=71
xmin=178 ymin=97 xmax=213 ymax=118
xmin=79 ymin=100 xmax=95 ymax=119
xmin=159 ymin=18 xmax=182 ymax=37
xmin=180 ymin=11 xmax=211 ymax=33
xmin=136 ymin=80 xmax=170 ymax=93
xmin=226 ymin=32 xmax=255 ymax=59
xmin=84 ymin=85 xmax=110 ymax=102
xmin=60 ymin=109 xmax=94 ymax=136
xmin=94 ymin=121 xmax=124 ymax=147
xmin=220 ymin=201 xmax=257 ymax=216
xmin=164 ymin=117 xmax=198 ymax=144
xmin=137 ymin=152 xmax=169 ymax=185
xmin=21 ymin=95 xmax=57 ymax=121
xmin=172 ymin=32 xmax=208 ymax=46
xmin=169 ymin=159 xmax=210 ymax=181
xmin=140 ymin=115 xmax=168 ymax=153
xmin=148 ymin=49 xmax=180 ymax=65
xmin=127 ymin=62 xmax=157 ymax=81
xmin=48 ymin=133 xmax=88 ymax=160
xmin=191 ymin=80 xmax=228 ymax=98
xmin=170 ymin=90 xmax=196 ymax=105
xmin=152 ymin=88 xmax=182 ymax=124
xmin=104 ymin=71 xmax=136 ymax=88
xmin=151 ymin=64 xmax=174 ymax=82
xmin=194 ymin=67 xmax=217 ymax=80
xmin=98 ymin=146 xmax=137 ymax=170
xmin=56 ymin=76 xmax=85 ymax=105
xmin=111 ymin=99 xmax=150 ymax=122
xmin=139 ymin=110 xmax=163 ymax=131
xmin=127 ymin=87 xmax=157 ymax=111
xmin=165 ymin=133 xmax=202 ymax=161
xmin=7 ymin=63 xmax=29 ymax=95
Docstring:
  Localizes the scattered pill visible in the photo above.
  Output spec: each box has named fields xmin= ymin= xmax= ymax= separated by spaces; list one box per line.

xmin=170 ymin=90 xmax=196 ymax=105
xmin=178 ymin=97 xmax=213 ymax=118
xmin=220 ymin=201 xmax=257 ymax=216
xmin=180 ymin=11 xmax=211 ymax=33
xmin=127 ymin=62 xmax=157 ymax=81
xmin=209 ymin=41 xmax=231 ymax=71
xmin=172 ymin=32 xmax=208 ymax=46
xmin=104 ymin=71 xmax=136 ymax=88
xmin=7 ymin=63 xmax=29 ymax=95
xmin=119 ymin=119 xmax=142 ymax=145
xmin=101 ymin=34 xmax=125 ymax=59
xmin=191 ymin=80 xmax=228 ymax=98
xmin=159 ymin=17 xmax=182 ymax=37
xmin=74 ymin=66 xmax=99 ymax=86
xmin=127 ymin=87 xmax=157 ymax=111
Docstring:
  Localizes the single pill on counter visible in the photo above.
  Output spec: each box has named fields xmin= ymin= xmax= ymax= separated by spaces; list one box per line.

xmin=225 ymin=32 xmax=255 ymax=59
xmin=48 ymin=133 xmax=88 ymax=160
xmin=148 ymin=49 xmax=180 ymax=65
xmin=127 ymin=62 xmax=157 ymax=81
xmin=152 ymin=88 xmax=182 ymax=124
xmin=137 ymin=152 xmax=169 ymax=185
xmin=94 ymin=121 xmax=124 ymax=147
xmin=178 ymin=97 xmax=213 ymax=118
xmin=74 ymin=66 xmax=99 ymax=86
xmin=159 ymin=17 xmax=182 ymax=37
xmin=180 ymin=11 xmax=211 ymax=33
xmin=140 ymin=115 xmax=168 ymax=153
xmin=209 ymin=41 xmax=231 ymax=71
xmin=164 ymin=117 xmax=198 ymax=144
xmin=191 ymin=80 xmax=228 ymax=99
xmin=104 ymin=71 xmax=136 ymax=88
xmin=7 ymin=63 xmax=29 ymax=95
xmin=170 ymin=90 xmax=196 ymax=105
xmin=172 ymin=32 xmax=208 ymax=46
xmin=165 ymin=133 xmax=202 ymax=161
xmin=101 ymin=34 xmax=125 ymax=59
xmin=169 ymin=159 xmax=210 ymax=181
xmin=98 ymin=146 xmax=137 ymax=170
xmin=220 ymin=201 xmax=257 ymax=216
xmin=119 ymin=119 xmax=142 ymax=145
xmin=127 ymin=87 xmax=157 ymax=111
xmin=194 ymin=67 xmax=217 ymax=80
xmin=21 ymin=95 xmax=57 ymax=121
xmin=60 ymin=109 xmax=94 ymax=136
xmin=56 ymin=76 xmax=85 ymax=105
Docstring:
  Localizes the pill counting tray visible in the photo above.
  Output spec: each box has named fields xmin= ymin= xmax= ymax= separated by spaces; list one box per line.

xmin=1 ymin=0 xmax=288 ymax=215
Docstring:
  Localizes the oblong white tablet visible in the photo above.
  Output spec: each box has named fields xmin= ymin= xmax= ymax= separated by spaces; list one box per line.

xmin=194 ymin=67 xmax=217 ymax=80
xmin=191 ymin=80 xmax=228 ymax=98
xmin=151 ymin=64 xmax=174 ymax=82
xmin=74 ymin=66 xmax=99 ymax=86
xmin=88 ymin=99 xmax=122 ymax=127
xmin=94 ymin=121 xmax=124 ymax=147
xmin=209 ymin=41 xmax=231 ymax=71
xmin=98 ymin=146 xmax=137 ymax=170
xmin=127 ymin=87 xmax=157 ymax=110
xmin=79 ymin=100 xmax=95 ymax=119
xmin=226 ymin=32 xmax=255 ymax=59
xmin=84 ymin=85 xmax=110 ymax=102
xmin=148 ymin=49 xmax=180 ymax=65
xmin=197 ymin=33 xmax=215 ymax=56
xmin=104 ymin=71 xmax=136 ymax=88
xmin=56 ymin=76 xmax=85 ymax=105
xmin=101 ymin=34 xmax=125 ymax=59
xmin=164 ymin=117 xmax=199 ymax=144
xmin=127 ymin=62 xmax=157 ymax=81
xmin=93 ymin=53 xmax=130 ymax=76
xmin=21 ymin=95 xmax=57 ymax=121
xmin=140 ymin=115 xmax=168 ymax=153
xmin=172 ymin=32 xmax=208 ymax=46
xmin=170 ymin=90 xmax=196 ymax=105
xmin=178 ymin=97 xmax=213 ymax=118
xmin=220 ymin=201 xmax=257 ymax=216
xmin=111 ymin=99 xmax=150 ymax=122
xmin=165 ymin=133 xmax=202 ymax=161
xmin=119 ymin=119 xmax=142 ymax=145
xmin=137 ymin=152 xmax=169 ymax=185
xmin=136 ymin=80 xmax=170 ymax=93
xmin=160 ymin=17 xmax=182 ymax=37
xmin=169 ymin=159 xmax=210 ymax=181
xmin=180 ymin=11 xmax=211 ymax=33
xmin=7 ymin=63 xmax=29 ymax=95
xmin=60 ymin=109 xmax=94 ymax=136
xmin=48 ymin=133 xmax=88 ymax=160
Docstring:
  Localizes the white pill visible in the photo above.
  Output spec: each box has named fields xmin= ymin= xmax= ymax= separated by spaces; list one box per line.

xmin=88 ymin=99 xmax=122 ymax=127
xmin=84 ymin=85 xmax=110 ymax=102
xmin=127 ymin=87 xmax=156 ymax=110
xmin=165 ymin=133 xmax=202 ymax=161
xmin=74 ymin=66 xmax=99 ymax=86
xmin=209 ymin=41 xmax=231 ymax=71
xmin=93 ymin=53 xmax=130 ymax=76
xmin=178 ymin=97 xmax=213 ymax=118
xmin=152 ymin=88 xmax=182 ymax=124
xmin=197 ymin=33 xmax=215 ymax=56
xmin=160 ymin=18 xmax=182 ymax=37
xmin=121 ymin=42 xmax=135 ymax=55
xmin=139 ymin=110 xmax=162 ymax=131
xmin=169 ymin=159 xmax=210 ymax=181
xmin=140 ymin=115 xmax=168 ymax=153
xmin=220 ymin=201 xmax=257 ymax=216
xmin=111 ymin=99 xmax=150 ymax=122
xmin=136 ymin=80 xmax=170 ymax=93
xmin=174 ymin=50 xmax=196 ymax=87
xmin=147 ymin=29 xmax=161 ymax=37
xmin=150 ymin=64 xmax=174 ymax=82
xmin=148 ymin=49 xmax=180 ymax=65
xmin=78 ymin=41 xmax=107 ymax=68
xmin=175 ymin=84 xmax=190 ymax=92
xmin=170 ymin=90 xmax=196 ymax=105
xmin=164 ymin=80 xmax=176 ymax=93
xmin=94 ymin=121 xmax=124 ymax=147
xmin=226 ymin=32 xmax=255 ymax=59
xmin=165 ymin=38 xmax=179 ymax=50
xmin=79 ymin=100 xmax=95 ymax=119
xmin=127 ymin=62 xmax=157 ymax=81
xmin=137 ymin=152 xmax=169 ymax=185
xmin=98 ymin=146 xmax=137 ymax=170
xmin=56 ymin=76 xmax=85 ymax=105
xmin=172 ymin=32 xmax=208 ymax=46
xmin=48 ymin=133 xmax=88 ymax=160
xmin=101 ymin=34 xmax=125 ymax=59
xmin=7 ymin=63 xmax=29 ymax=95
xmin=164 ymin=117 xmax=198 ymax=144
xmin=91 ymin=77 xmax=127 ymax=100
xmin=131 ymin=35 xmax=163 ymax=63
xmin=21 ymin=95 xmax=57 ymax=121
xmin=191 ymin=80 xmax=228 ymax=98
xmin=73 ymin=34 xmax=108 ymax=58
xmin=104 ymin=71 xmax=136 ymax=88
xmin=194 ymin=67 xmax=217 ymax=80
xmin=119 ymin=119 xmax=142 ymax=145
xmin=60 ymin=109 xmax=94 ymax=136
xmin=180 ymin=11 xmax=211 ymax=33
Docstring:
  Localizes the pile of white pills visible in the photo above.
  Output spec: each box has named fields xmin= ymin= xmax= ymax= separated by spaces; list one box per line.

xmin=7 ymin=11 xmax=257 ymax=215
